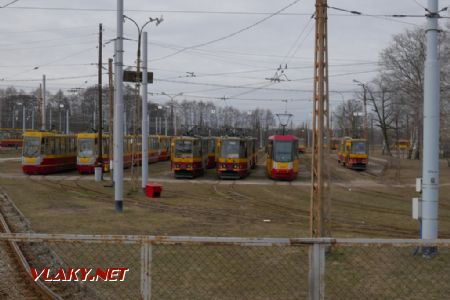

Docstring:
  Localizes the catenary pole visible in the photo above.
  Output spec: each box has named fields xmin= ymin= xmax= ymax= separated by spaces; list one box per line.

xmin=141 ymin=31 xmax=149 ymax=190
xmin=98 ymin=23 xmax=104 ymax=179
xmin=41 ymin=75 xmax=46 ymax=131
xmin=421 ymin=0 xmax=440 ymax=250
xmin=108 ymin=58 xmax=114 ymax=186
xmin=114 ymin=0 xmax=124 ymax=212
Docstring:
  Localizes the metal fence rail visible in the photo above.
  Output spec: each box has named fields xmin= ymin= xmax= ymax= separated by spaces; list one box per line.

xmin=0 ymin=233 xmax=449 ymax=299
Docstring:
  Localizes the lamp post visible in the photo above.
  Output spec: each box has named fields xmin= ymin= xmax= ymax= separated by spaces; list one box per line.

xmin=353 ymin=80 xmax=369 ymax=141
xmin=59 ymin=104 xmax=64 ymax=132
xmin=123 ymin=15 xmax=163 ymax=134
xmin=161 ymin=92 xmax=183 ymax=135
xmin=157 ymin=105 xmax=163 ymax=134
xmin=124 ymin=15 xmax=163 ymax=191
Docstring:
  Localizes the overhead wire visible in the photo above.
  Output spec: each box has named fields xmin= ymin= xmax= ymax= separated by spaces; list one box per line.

xmin=150 ymin=0 xmax=304 ymax=62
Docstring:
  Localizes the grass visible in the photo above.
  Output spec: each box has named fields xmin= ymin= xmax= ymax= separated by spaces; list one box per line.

xmin=1 ymin=155 xmax=450 ymax=299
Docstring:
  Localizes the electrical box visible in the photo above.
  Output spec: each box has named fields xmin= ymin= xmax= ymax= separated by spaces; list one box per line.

xmin=412 ymin=197 xmax=422 ymax=220
xmin=416 ymin=178 xmax=422 ymax=193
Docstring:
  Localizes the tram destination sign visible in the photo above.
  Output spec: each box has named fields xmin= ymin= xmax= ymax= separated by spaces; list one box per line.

xmin=123 ymin=70 xmax=154 ymax=83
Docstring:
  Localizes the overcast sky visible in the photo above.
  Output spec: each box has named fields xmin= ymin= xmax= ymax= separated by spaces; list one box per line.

xmin=0 ymin=0 xmax=447 ymax=124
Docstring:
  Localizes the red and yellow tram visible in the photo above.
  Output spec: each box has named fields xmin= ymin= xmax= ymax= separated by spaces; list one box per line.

xmin=337 ymin=137 xmax=368 ymax=170
xmin=216 ymin=136 xmax=255 ymax=179
xmin=266 ymin=135 xmax=299 ymax=180
xmin=0 ymin=128 xmax=23 ymax=148
xmin=22 ymin=131 xmax=77 ymax=174
xmin=76 ymin=133 xmax=171 ymax=174
xmin=171 ymin=136 xmax=208 ymax=178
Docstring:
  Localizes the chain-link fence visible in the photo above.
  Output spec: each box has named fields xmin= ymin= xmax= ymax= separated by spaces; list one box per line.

xmin=0 ymin=233 xmax=449 ymax=299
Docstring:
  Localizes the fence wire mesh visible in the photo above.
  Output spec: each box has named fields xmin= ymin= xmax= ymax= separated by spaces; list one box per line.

xmin=0 ymin=234 xmax=450 ymax=299
xmin=326 ymin=245 xmax=450 ymax=300
xmin=152 ymin=244 xmax=309 ymax=300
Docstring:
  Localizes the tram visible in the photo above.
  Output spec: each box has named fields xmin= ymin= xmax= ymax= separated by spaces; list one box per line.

xmin=22 ymin=131 xmax=77 ymax=174
xmin=216 ymin=136 xmax=254 ymax=179
xmin=77 ymin=134 xmax=171 ymax=174
xmin=266 ymin=135 xmax=299 ymax=180
xmin=337 ymin=137 xmax=368 ymax=170
xmin=76 ymin=133 xmax=111 ymax=173
xmin=171 ymin=136 xmax=208 ymax=178
xmin=0 ymin=128 xmax=23 ymax=148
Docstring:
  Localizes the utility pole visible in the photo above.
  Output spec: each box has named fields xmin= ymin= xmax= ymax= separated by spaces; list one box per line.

xmin=353 ymin=79 xmax=369 ymax=141
xmin=421 ymin=0 xmax=441 ymax=256
xmin=123 ymin=15 xmax=163 ymax=191
xmin=114 ymin=0 xmax=124 ymax=212
xmin=141 ymin=31 xmax=149 ymax=190
xmin=32 ymin=109 xmax=35 ymax=130
xmin=66 ymin=109 xmax=69 ymax=133
xmin=41 ymin=75 xmax=46 ymax=131
xmin=108 ymin=58 xmax=114 ymax=185
xmin=98 ymin=23 xmax=104 ymax=179
xmin=311 ymin=0 xmax=331 ymax=238
xmin=161 ymin=92 xmax=183 ymax=135
xmin=22 ymin=104 xmax=25 ymax=132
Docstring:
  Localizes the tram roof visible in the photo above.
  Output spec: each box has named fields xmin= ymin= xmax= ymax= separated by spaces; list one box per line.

xmin=268 ymin=135 xmax=298 ymax=141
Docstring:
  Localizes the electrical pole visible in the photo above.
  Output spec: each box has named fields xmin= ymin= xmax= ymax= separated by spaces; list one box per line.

xmin=32 ymin=109 xmax=35 ymax=130
xmin=108 ymin=58 xmax=114 ymax=185
xmin=66 ymin=109 xmax=69 ymax=134
xmin=421 ymin=0 xmax=440 ymax=255
xmin=141 ymin=31 xmax=149 ymax=190
xmin=98 ymin=23 xmax=104 ymax=179
xmin=353 ymin=80 xmax=369 ymax=141
xmin=22 ymin=104 xmax=25 ymax=132
xmin=311 ymin=0 xmax=331 ymax=238
xmin=114 ymin=0 xmax=124 ymax=212
xmin=41 ymin=75 xmax=46 ymax=131
xmin=161 ymin=92 xmax=183 ymax=135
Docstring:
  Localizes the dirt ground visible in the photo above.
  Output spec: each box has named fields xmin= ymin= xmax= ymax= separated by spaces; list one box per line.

xmin=0 ymin=150 xmax=449 ymax=239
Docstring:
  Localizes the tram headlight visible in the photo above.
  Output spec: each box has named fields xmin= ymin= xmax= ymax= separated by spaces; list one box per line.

xmin=187 ymin=164 xmax=192 ymax=168
xmin=233 ymin=164 xmax=238 ymax=169
xmin=176 ymin=164 xmax=180 ymax=168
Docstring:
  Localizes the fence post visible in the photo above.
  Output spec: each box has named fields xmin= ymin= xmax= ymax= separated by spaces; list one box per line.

xmin=308 ymin=243 xmax=325 ymax=300
xmin=140 ymin=241 xmax=152 ymax=300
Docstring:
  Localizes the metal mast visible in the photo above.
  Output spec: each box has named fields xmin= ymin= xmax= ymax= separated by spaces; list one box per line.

xmin=421 ymin=0 xmax=440 ymax=251
xmin=114 ymin=0 xmax=124 ymax=212
xmin=311 ymin=0 xmax=331 ymax=238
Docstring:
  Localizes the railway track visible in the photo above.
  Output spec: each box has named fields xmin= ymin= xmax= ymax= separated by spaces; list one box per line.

xmin=0 ymin=190 xmax=61 ymax=300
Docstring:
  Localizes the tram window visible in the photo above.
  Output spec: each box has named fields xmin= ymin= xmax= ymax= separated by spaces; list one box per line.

xmin=61 ymin=138 xmax=66 ymax=153
xmin=175 ymin=140 xmax=193 ymax=157
xmin=48 ymin=138 xmax=55 ymax=155
xmin=221 ymin=140 xmax=240 ymax=158
xmin=352 ymin=142 xmax=367 ymax=154
xmin=23 ymin=136 xmax=41 ymax=157
xmin=78 ymin=138 xmax=94 ymax=157
xmin=55 ymin=138 xmax=61 ymax=155
xmin=273 ymin=141 xmax=293 ymax=162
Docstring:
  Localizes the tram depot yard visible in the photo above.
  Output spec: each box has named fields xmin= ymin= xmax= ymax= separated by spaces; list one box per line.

xmin=1 ymin=146 xmax=449 ymax=239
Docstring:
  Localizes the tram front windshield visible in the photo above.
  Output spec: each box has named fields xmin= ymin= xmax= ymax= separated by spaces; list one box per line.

xmin=175 ymin=140 xmax=193 ymax=157
xmin=23 ymin=137 xmax=41 ymax=157
xmin=273 ymin=141 xmax=294 ymax=162
xmin=78 ymin=138 xmax=95 ymax=157
xmin=220 ymin=140 xmax=243 ymax=158
xmin=352 ymin=141 xmax=367 ymax=154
